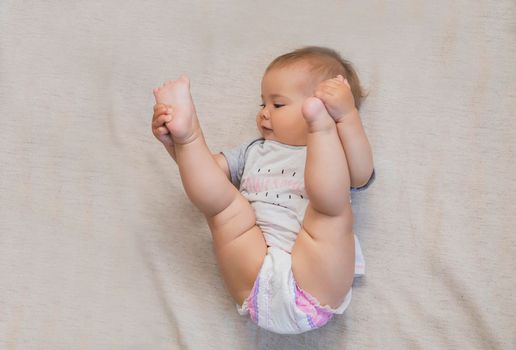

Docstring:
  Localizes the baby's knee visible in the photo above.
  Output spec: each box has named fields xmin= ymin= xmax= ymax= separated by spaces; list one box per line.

xmin=207 ymin=194 xmax=256 ymax=238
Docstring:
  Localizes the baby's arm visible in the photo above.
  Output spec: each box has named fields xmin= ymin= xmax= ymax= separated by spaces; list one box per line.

xmin=335 ymin=110 xmax=373 ymax=188
xmin=314 ymin=76 xmax=374 ymax=188
xmin=152 ymin=103 xmax=230 ymax=180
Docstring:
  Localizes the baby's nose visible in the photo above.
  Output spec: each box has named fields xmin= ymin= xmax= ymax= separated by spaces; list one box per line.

xmin=261 ymin=108 xmax=271 ymax=119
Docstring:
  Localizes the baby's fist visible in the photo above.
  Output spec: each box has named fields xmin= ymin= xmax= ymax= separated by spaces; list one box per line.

xmin=314 ymin=75 xmax=357 ymax=122
xmin=151 ymin=103 xmax=174 ymax=147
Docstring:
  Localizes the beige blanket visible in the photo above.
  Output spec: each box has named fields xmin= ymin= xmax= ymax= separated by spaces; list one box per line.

xmin=1 ymin=1 xmax=514 ymax=348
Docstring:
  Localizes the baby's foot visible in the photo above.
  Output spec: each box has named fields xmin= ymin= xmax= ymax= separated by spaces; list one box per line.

xmin=302 ymin=97 xmax=336 ymax=133
xmin=153 ymin=75 xmax=199 ymax=144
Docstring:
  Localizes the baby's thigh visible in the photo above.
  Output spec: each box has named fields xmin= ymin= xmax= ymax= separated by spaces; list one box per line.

xmin=206 ymin=194 xmax=267 ymax=305
xmin=291 ymin=204 xmax=355 ymax=309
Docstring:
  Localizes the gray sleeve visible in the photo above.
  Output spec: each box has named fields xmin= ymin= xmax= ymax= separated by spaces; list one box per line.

xmin=351 ymin=169 xmax=376 ymax=192
xmin=221 ymin=139 xmax=261 ymax=188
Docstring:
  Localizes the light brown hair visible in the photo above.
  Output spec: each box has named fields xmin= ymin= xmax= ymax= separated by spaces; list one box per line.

xmin=266 ymin=46 xmax=366 ymax=108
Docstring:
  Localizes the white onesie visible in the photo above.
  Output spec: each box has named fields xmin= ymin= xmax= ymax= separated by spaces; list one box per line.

xmin=223 ymin=138 xmax=371 ymax=262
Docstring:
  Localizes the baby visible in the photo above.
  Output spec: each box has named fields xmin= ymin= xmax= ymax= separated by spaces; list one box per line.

xmin=151 ymin=47 xmax=374 ymax=334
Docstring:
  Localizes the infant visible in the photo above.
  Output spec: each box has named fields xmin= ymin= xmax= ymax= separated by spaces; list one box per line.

xmin=151 ymin=47 xmax=374 ymax=334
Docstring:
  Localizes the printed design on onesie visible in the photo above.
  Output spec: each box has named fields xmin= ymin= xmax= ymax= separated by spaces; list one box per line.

xmin=240 ymin=167 xmax=307 ymax=209
xmin=237 ymin=140 xmax=309 ymax=252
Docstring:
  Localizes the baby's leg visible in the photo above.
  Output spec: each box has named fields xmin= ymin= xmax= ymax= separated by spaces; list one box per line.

xmin=154 ymin=77 xmax=266 ymax=304
xmin=291 ymin=97 xmax=355 ymax=309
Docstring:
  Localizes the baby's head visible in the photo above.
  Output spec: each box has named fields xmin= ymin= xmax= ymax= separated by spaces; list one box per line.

xmin=258 ymin=46 xmax=364 ymax=146
xmin=265 ymin=47 xmax=364 ymax=107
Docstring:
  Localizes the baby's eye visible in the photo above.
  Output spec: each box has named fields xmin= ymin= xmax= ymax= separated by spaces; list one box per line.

xmin=259 ymin=103 xmax=265 ymax=109
xmin=273 ymin=103 xmax=285 ymax=108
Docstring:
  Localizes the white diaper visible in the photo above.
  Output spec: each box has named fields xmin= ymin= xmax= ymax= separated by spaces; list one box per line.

xmin=237 ymin=246 xmax=353 ymax=334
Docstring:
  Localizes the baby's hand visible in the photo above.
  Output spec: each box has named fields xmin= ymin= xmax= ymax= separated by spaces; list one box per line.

xmin=151 ymin=103 xmax=175 ymax=148
xmin=314 ymin=75 xmax=357 ymax=123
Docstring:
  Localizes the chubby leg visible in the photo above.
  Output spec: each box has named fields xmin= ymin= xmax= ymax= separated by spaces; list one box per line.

xmin=153 ymin=76 xmax=266 ymax=304
xmin=291 ymin=97 xmax=355 ymax=309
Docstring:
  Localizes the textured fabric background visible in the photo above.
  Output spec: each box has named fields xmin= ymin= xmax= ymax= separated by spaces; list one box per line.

xmin=1 ymin=1 xmax=515 ymax=349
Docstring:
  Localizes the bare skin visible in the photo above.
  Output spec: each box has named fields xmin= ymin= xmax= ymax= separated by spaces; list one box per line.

xmin=314 ymin=75 xmax=374 ymax=187
xmin=292 ymin=96 xmax=355 ymax=307
xmin=152 ymin=69 xmax=373 ymax=308
xmin=153 ymin=76 xmax=266 ymax=304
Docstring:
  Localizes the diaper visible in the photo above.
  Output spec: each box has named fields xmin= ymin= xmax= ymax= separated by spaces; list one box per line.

xmin=237 ymin=246 xmax=353 ymax=334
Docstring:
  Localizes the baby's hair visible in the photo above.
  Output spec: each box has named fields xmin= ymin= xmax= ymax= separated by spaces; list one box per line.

xmin=266 ymin=46 xmax=366 ymax=108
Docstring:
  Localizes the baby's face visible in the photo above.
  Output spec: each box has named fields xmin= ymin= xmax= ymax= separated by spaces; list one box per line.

xmin=257 ymin=66 xmax=313 ymax=146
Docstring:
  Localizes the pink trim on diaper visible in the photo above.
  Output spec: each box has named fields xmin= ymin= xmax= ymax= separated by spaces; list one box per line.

xmin=247 ymin=277 xmax=260 ymax=323
xmin=294 ymin=284 xmax=333 ymax=329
